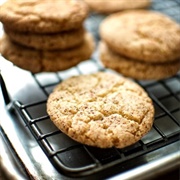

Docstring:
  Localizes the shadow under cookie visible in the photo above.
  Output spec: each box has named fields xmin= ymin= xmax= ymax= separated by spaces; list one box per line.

xmin=99 ymin=41 xmax=180 ymax=80
xmin=0 ymin=33 xmax=95 ymax=73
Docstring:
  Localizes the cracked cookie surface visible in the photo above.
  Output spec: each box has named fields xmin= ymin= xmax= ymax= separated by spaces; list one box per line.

xmin=0 ymin=0 xmax=89 ymax=33
xmin=100 ymin=10 xmax=180 ymax=63
xmin=47 ymin=72 xmax=154 ymax=148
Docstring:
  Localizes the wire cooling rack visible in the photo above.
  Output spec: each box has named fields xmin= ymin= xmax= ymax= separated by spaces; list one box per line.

xmin=0 ymin=0 xmax=180 ymax=177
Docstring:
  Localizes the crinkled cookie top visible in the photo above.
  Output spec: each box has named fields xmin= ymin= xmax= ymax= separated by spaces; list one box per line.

xmin=47 ymin=72 xmax=154 ymax=148
xmin=100 ymin=10 xmax=180 ymax=63
xmin=0 ymin=0 xmax=89 ymax=33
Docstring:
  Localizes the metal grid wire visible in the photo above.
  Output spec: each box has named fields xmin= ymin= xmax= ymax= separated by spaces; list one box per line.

xmin=11 ymin=72 xmax=180 ymax=177
xmin=1 ymin=0 xmax=180 ymax=177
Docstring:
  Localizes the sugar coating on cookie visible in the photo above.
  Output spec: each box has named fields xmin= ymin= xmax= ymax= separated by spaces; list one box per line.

xmin=99 ymin=41 xmax=180 ymax=80
xmin=83 ymin=0 xmax=151 ymax=14
xmin=100 ymin=10 xmax=180 ymax=63
xmin=0 ymin=0 xmax=89 ymax=33
xmin=47 ymin=72 xmax=154 ymax=148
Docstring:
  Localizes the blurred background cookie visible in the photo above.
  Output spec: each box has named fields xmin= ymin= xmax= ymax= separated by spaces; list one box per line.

xmin=99 ymin=41 xmax=180 ymax=80
xmin=4 ymin=26 xmax=86 ymax=50
xmin=0 ymin=0 xmax=89 ymax=33
xmin=99 ymin=10 xmax=180 ymax=80
xmin=82 ymin=0 xmax=151 ymax=14
xmin=0 ymin=0 xmax=95 ymax=73
xmin=0 ymin=33 xmax=95 ymax=73
xmin=100 ymin=10 xmax=180 ymax=63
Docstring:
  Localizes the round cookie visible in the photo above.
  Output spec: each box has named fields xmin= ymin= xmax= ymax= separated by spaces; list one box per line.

xmin=4 ymin=26 xmax=85 ymax=50
xmin=83 ymin=0 xmax=151 ymax=14
xmin=0 ymin=0 xmax=89 ymax=33
xmin=100 ymin=10 xmax=180 ymax=63
xmin=99 ymin=41 xmax=180 ymax=80
xmin=47 ymin=72 xmax=154 ymax=148
xmin=0 ymin=32 xmax=95 ymax=73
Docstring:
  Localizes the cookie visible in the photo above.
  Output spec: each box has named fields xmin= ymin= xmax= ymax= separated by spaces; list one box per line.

xmin=47 ymin=72 xmax=154 ymax=148
xmin=99 ymin=41 xmax=180 ymax=80
xmin=83 ymin=0 xmax=151 ymax=14
xmin=0 ymin=0 xmax=89 ymax=33
xmin=0 ymin=32 xmax=95 ymax=73
xmin=100 ymin=10 xmax=180 ymax=63
xmin=4 ymin=26 xmax=85 ymax=50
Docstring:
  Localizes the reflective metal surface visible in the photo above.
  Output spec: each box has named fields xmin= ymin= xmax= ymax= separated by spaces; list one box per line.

xmin=0 ymin=70 xmax=72 ymax=180
xmin=0 ymin=129 xmax=28 ymax=180
xmin=109 ymin=147 xmax=180 ymax=180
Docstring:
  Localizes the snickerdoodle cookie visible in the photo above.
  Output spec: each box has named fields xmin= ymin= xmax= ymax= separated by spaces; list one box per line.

xmin=0 ymin=32 xmax=95 ymax=73
xmin=4 ymin=26 xmax=85 ymax=50
xmin=0 ymin=0 xmax=89 ymax=33
xmin=100 ymin=10 xmax=180 ymax=63
xmin=99 ymin=42 xmax=180 ymax=80
xmin=47 ymin=72 xmax=154 ymax=148
xmin=83 ymin=0 xmax=151 ymax=14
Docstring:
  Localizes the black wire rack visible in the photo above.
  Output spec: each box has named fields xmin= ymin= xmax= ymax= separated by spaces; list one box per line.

xmin=0 ymin=0 xmax=180 ymax=177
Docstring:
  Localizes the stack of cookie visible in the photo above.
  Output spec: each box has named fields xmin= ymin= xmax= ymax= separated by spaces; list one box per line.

xmin=0 ymin=0 xmax=95 ymax=73
xmin=82 ymin=0 xmax=151 ymax=14
xmin=99 ymin=10 xmax=180 ymax=80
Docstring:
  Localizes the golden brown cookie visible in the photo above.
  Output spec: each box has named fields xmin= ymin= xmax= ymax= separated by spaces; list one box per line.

xmin=47 ymin=72 xmax=154 ymax=148
xmin=83 ymin=0 xmax=151 ymax=14
xmin=0 ymin=0 xmax=89 ymax=33
xmin=0 ymin=32 xmax=95 ymax=73
xmin=99 ymin=41 xmax=180 ymax=80
xmin=4 ymin=26 xmax=85 ymax=50
xmin=100 ymin=10 xmax=180 ymax=63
